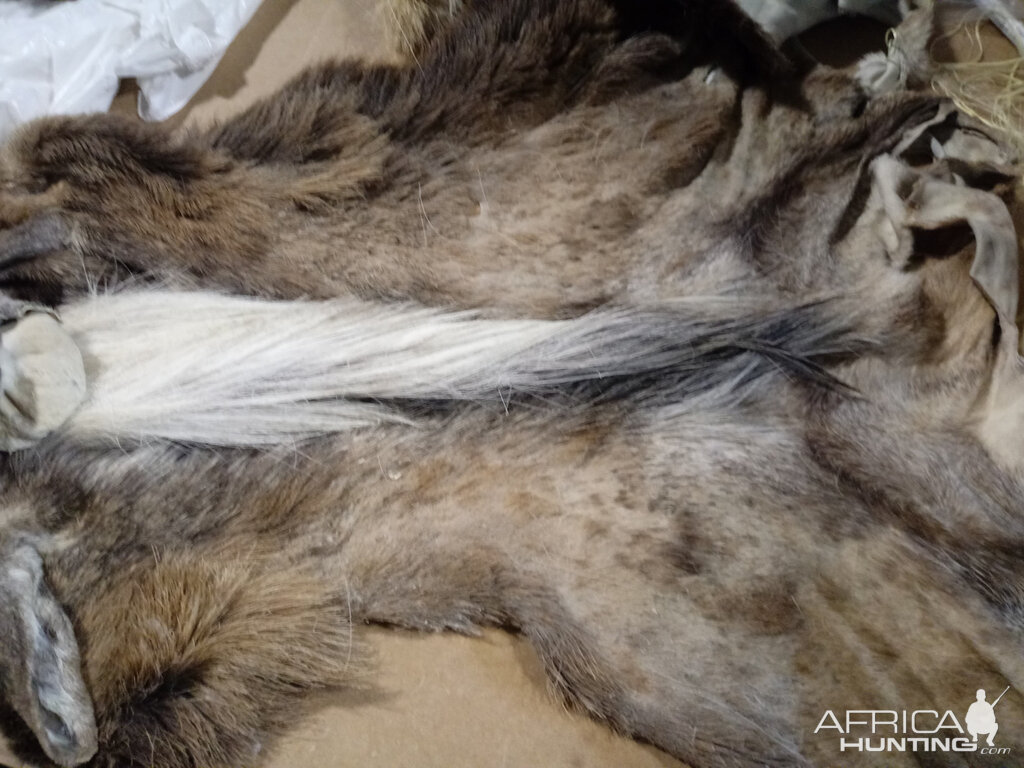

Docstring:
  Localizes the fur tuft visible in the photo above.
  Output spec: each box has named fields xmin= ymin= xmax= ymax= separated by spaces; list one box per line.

xmin=380 ymin=0 xmax=465 ymax=55
xmin=54 ymin=291 xmax=869 ymax=447
xmin=79 ymin=557 xmax=365 ymax=768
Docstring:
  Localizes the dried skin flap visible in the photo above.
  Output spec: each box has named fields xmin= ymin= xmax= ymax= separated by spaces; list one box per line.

xmin=867 ymin=105 xmax=1024 ymax=466
xmin=0 ymin=308 xmax=85 ymax=451
xmin=872 ymin=112 xmax=1021 ymax=349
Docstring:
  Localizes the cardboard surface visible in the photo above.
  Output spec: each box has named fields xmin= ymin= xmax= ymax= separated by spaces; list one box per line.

xmin=1 ymin=4 xmax=1019 ymax=768
xmin=265 ymin=630 xmax=678 ymax=768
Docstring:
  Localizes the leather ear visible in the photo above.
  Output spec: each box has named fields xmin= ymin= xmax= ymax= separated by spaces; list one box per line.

xmin=871 ymin=110 xmax=1024 ymax=469
xmin=871 ymin=153 xmax=1021 ymax=354
xmin=0 ymin=542 xmax=96 ymax=766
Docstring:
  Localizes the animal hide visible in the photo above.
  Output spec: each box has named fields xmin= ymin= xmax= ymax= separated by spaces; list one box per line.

xmin=0 ymin=1 xmax=1021 ymax=767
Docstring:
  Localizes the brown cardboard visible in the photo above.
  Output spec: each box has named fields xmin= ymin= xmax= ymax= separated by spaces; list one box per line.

xmin=265 ymin=630 xmax=678 ymax=768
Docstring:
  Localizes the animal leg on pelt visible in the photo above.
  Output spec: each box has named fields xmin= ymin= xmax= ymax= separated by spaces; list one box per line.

xmin=74 ymin=557 xmax=366 ymax=768
xmin=337 ymin=476 xmax=811 ymax=768
xmin=0 ymin=115 xmax=285 ymax=303
xmin=516 ymin=588 xmax=810 ymax=768
xmin=0 ymin=0 xmax=782 ymax=308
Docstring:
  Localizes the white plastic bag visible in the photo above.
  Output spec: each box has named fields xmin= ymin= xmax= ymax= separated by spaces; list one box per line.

xmin=734 ymin=0 xmax=902 ymax=41
xmin=0 ymin=0 xmax=263 ymax=140
xmin=736 ymin=0 xmax=1024 ymax=51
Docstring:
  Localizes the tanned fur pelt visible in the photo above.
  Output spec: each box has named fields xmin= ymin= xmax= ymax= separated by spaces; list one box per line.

xmin=0 ymin=1 xmax=1021 ymax=768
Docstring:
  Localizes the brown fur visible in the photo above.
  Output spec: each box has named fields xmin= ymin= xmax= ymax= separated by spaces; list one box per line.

xmin=0 ymin=1 xmax=1022 ymax=767
xmin=81 ymin=558 xmax=364 ymax=768
xmin=0 ymin=0 xmax=784 ymax=312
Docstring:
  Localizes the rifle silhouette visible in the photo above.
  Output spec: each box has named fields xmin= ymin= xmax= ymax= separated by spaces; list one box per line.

xmin=993 ymin=686 xmax=1011 ymax=708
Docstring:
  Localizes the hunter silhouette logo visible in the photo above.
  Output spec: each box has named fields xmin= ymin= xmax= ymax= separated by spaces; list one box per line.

xmin=966 ymin=687 xmax=1009 ymax=747
xmin=814 ymin=686 xmax=1013 ymax=755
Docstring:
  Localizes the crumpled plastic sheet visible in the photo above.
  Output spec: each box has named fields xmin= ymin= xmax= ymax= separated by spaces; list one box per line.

xmin=737 ymin=0 xmax=1024 ymax=50
xmin=0 ymin=0 xmax=263 ymax=141
xmin=977 ymin=0 xmax=1024 ymax=53
xmin=735 ymin=0 xmax=903 ymax=41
